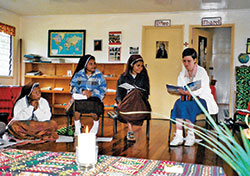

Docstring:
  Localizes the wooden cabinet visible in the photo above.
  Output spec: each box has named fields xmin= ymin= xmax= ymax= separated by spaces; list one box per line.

xmin=24 ymin=62 xmax=125 ymax=115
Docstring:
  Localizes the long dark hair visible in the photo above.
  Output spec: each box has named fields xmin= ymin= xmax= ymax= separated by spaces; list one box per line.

xmin=71 ymin=54 xmax=95 ymax=81
xmin=123 ymin=54 xmax=148 ymax=77
xmin=11 ymin=82 xmax=35 ymax=117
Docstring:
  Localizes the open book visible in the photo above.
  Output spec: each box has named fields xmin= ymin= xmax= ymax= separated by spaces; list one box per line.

xmin=118 ymin=83 xmax=145 ymax=91
xmin=166 ymin=80 xmax=201 ymax=95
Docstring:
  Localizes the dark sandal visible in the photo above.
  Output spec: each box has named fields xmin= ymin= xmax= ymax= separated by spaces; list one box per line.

xmin=107 ymin=111 xmax=118 ymax=119
xmin=127 ymin=131 xmax=136 ymax=142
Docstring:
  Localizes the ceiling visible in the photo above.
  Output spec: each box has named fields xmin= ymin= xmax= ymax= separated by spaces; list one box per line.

xmin=1 ymin=0 xmax=250 ymax=16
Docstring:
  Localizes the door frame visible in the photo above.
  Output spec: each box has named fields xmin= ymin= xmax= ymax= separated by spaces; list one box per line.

xmin=189 ymin=24 xmax=235 ymax=117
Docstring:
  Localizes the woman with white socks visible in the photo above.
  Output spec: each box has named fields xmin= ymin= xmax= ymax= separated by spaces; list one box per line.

xmin=69 ymin=54 xmax=106 ymax=136
xmin=170 ymin=48 xmax=218 ymax=147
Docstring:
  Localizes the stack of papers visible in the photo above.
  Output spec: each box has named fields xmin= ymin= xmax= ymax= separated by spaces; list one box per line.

xmin=73 ymin=93 xmax=87 ymax=100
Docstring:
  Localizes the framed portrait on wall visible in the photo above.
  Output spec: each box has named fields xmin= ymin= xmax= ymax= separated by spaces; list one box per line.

xmin=198 ymin=36 xmax=207 ymax=68
xmin=156 ymin=41 xmax=168 ymax=59
xmin=48 ymin=30 xmax=86 ymax=58
xmin=247 ymin=38 xmax=250 ymax=54
xmin=109 ymin=31 xmax=122 ymax=45
xmin=94 ymin=40 xmax=102 ymax=51
xmin=109 ymin=46 xmax=121 ymax=61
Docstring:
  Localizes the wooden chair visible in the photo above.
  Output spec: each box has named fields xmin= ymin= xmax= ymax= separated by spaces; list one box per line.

xmin=107 ymin=111 xmax=150 ymax=140
xmin=232 ymin=100 xmax=250 ymax=135
xmin=66 ymin=100 xmax=105 ymax=136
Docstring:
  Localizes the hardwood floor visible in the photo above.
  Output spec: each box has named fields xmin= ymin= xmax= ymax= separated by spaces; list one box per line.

xmin=13 ymin=115 xmax=237 ymax=176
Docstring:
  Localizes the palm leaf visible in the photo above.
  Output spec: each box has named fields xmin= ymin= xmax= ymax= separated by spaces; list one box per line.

xmin=183 ymin=85 xmax=250 ymax=176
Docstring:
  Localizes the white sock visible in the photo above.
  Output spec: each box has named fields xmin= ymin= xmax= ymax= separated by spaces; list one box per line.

xmin=90 ymin=120 xmax=99 ymax=135
xmin=176 ymin=129 xmax=183 ymax=137
xmin=74 ymin=120 xmax=81 ymax=135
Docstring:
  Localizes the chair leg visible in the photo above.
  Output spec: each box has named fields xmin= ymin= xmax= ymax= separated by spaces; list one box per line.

xmin=112 ymin=118 xmax=117 ymax=138
xmin=205 ymin=117 xmax=208 ymax=129
xmin=66 ymin=114 xmax=71 ymax=135
xmin=168 ymin=120 xmax=172 ymax=145
xmin=101 ymin=113 xmax=104 ymax=136
xmin=146 ymin=119 xmax=150 ymax=140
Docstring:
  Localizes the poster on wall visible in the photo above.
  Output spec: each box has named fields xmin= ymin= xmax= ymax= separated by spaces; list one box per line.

xmin=48 ymin=30 xmax=86 ymax=58
xmin=129 ymin=47 xmax=139 ymax=54
xmin=94 ymin=40 xmax=102 ymax=51
xmin=109 ymin=46 xmax=121 ymax=61
xmin=156 ymin=41 xmax=168 ymax=59
xmin=198 ymin=36 xmax=207 ymax=69
xmin=109 ymin=31 xmax=122 ymax=45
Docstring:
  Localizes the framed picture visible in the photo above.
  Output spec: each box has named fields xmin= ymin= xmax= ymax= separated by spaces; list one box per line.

xmin=198 ymin=36 xmax=207 ymax=68
xmin=247 ymin=38 xmax=250 ymax=54
xmin=94 ymin=40 xmax=102 ymax=51
xmin=156 ymin=41 xmax=168 ymax=59
xmin=48 ymin=30 xmax=86 ymax=57
xmin=109 ymin=46 xmax=121 ymax=61
xmin=155 ymin=19 xmax=171 ymax=27
xmin=109 ymin=31 xmax=122 ymax=45
xmin=129 ymin=47 xmax=139 ymax=54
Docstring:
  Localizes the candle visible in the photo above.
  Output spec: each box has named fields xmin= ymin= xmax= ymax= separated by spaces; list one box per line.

xmin=77 ymin=126 xmax=96 ymax=166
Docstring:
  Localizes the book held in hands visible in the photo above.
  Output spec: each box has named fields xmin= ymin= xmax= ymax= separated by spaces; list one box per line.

xmin=166 ymin=80 xmax=201 ymax=95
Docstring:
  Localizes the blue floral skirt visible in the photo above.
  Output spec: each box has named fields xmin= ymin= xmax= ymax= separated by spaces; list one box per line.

xmin=171 ymin=98 xmax=207 ymax=124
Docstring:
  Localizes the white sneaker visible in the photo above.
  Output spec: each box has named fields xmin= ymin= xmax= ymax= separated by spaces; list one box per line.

xmin=170 ymin=134 xmax=184 ymax=146
xmin=184 ymin=134 xmax=195 ymax=146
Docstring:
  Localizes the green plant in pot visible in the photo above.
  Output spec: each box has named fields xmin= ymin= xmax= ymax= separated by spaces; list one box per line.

xmin=181 ymin=85 xmax=250 ymax=176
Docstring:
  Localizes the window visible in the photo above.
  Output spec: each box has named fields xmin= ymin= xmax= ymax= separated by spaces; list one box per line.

xmin=0 ymin=32 xmax=13 ymax=76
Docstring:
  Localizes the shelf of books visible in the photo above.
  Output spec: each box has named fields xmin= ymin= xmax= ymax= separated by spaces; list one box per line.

xmin=24 ymin=62 xmax=125 ymax=115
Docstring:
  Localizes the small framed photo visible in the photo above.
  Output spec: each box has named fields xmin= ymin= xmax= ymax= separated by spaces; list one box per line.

xmin=109 ymin=46 xmax=121 ymax=61
xmin=247 ymin=38 xmax=250 ymax=54
xmin=155 ymin=19 xmax=171 ymax=27
xmin=94 ymin=40 xmax=102 ymax=51
xmin=109 ymin=31 xmax=122 ymax=45
xmin=129 ymin=47 xmax=139 ymax=54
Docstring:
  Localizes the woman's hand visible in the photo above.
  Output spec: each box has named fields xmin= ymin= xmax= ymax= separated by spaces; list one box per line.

xmin=177 ymin=88 xmax=190 ymax=96
xmin=82 ymin=90 xmax=92 ymax=98
xmin=31 ymin=100 xmax=39 ymax=110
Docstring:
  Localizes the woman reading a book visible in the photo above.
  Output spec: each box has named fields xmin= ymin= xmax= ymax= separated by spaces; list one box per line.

xmin=114 ymin=55 xmax=151 ymax=142
xmin=170 ymin=48 xmax=218 ymax=147
xmin=68 ymin=54 xmax=106 ymax=135
xmin=4 ymin=82 xmax=58 ymax=142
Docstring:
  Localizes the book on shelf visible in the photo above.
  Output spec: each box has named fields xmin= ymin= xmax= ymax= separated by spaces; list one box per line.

xmin=107 ymin=89 xmax=116 ymax=92
xmin=41 ymin=87 xmax=51 ymax=90
xmin=53 ymin=87 xmax=64 ymax=91
xmin=26 ymin=71 xmax=41 ymax=76
xmin=166 ymin=80 xmax=201 ymax=95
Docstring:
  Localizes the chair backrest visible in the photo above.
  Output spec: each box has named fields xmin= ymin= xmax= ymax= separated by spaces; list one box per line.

xmin=210 ymin=85 xmax=217 ymax=102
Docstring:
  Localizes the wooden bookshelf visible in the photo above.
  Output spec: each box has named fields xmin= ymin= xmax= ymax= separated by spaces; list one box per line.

xmin=24 ymin=62 xmax=125 ymax=115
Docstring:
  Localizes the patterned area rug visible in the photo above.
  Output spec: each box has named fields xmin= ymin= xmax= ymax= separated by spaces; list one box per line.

xmin=0 ymin=149 xmax=225 ymax=176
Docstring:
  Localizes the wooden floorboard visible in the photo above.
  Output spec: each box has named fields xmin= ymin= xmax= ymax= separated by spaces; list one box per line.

xmin=12 ymin=115 xmax=237 ymax=176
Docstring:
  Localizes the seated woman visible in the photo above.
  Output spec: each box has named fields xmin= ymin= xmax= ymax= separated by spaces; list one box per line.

xmin=170 ymin=48 xmax=218 ymax=147
xmin=5 ymin=82 xmax=58 ymax=141
xmin=68 ymin=54 xmax=106 ymax=136
xmin=115 ymin=55 xmax=151 ymax=142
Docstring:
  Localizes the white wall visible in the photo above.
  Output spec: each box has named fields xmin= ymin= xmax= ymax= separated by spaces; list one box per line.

xmin=6 ymin=8 xmax=250 ymax=114
xmin=0 ymin=8 xmax=20 ymax=85
xmin=20 ymin=9 xmax=250 ymax=66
